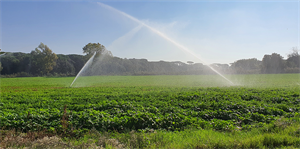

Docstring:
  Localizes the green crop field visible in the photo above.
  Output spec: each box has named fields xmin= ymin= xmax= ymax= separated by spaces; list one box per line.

xmin=1 ymin=74 xmax=300 ymax=148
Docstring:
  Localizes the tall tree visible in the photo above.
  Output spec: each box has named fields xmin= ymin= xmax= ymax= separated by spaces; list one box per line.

xmin=82 ymin=43 xmax=113 ymax=65
xmin=261 ymin=53 xmax=284 ymax=74
xmin=31 ymin=43 xmax=58 ymax=75
xmin=230 ymin=58 xmax=261 ymax=74
xmin=286 ymin=47 xmax=300 ymax=68
xmin=83 ymin=43 xmax=106 ymax=55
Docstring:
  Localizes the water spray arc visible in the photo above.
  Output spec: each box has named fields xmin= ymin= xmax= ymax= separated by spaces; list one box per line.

xmin=97 ymin=2 xmax=234 ymax=85
xmin=108 ymin=25 xmax=143 ymax=50
xmin=70 ymin=52 xmax=97 ymax=87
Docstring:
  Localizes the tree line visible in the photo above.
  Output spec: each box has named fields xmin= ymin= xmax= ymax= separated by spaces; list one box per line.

xmin=0 ymin=43 xmax=299 ymax=77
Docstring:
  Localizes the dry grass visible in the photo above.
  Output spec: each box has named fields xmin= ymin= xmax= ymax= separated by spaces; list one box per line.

xmin=96 ymin=137 xmax=124 ymax=148
xmin=0 ymin=129 xmax=56 ymax=148
xmin=0 ymin=129 xmax=126 ymax=149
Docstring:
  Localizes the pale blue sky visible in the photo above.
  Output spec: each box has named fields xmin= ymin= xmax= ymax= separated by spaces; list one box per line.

xmin=1 ymin=0 xmax=299 ymax=64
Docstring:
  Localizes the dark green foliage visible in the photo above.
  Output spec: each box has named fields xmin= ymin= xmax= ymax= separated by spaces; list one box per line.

xmin=0 ymin=62 xmax=2 ymax=72
xmin=30 ymin=43 xmax=58 ymax=75
xmin=1 ymin=86 xmax=299 ymax=133
xmin=261 ymin=53 xmax=285 ymax=74
xmin=287 ymin=47 xmax=300 ymax=67
xmin=52 ymin=54 xmax=76 ymax=75
xmin=86 ymin=56 xmax=216 ymax=76
xmin=67 ymin=54 xmax=87 ymax=73
xmin=82 ymin=43 xmax=107 ymax=55
xmin=2 ymin=48 xmax=300 ymax=77
xmin=230 ymin=58 xmax=261 ymax=74
xmin=0 ymin=52 xmax=31 ymax=75
xmin=0 ymin=52 xmax=87 ymax=76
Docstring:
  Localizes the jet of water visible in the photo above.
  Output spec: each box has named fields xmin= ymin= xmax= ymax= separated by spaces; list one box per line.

xmin=97 ymin=2 xmax=234 ymax=85
xmin=70 ymin=52 xmax=97 ymax=87
xmin=108 ymin=25 xmax=143 ymax=51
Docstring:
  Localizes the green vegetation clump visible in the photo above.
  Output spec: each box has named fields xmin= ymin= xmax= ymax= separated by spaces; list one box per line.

xmin=1 ymin=85 xmax=299 ymax=132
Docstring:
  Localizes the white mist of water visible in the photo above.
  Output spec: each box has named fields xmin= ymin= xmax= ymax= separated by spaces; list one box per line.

xmin=108 ymin=25 xmax=143 ymax=51
xmin=97 ymin=2 xmax=234 ymax=85
xmin=70 ymin=52 xmax=97 ymax=87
